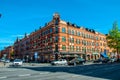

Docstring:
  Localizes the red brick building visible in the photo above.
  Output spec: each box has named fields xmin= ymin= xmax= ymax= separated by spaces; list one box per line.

xmin=0 ymin=46 xmax=13 ymax=59
xmin=14 ymin=13 xmax=111 ymax=62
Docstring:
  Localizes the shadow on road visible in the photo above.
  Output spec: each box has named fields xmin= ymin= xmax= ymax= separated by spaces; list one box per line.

xmin=15 ymin=63 xmax=120 ymax=80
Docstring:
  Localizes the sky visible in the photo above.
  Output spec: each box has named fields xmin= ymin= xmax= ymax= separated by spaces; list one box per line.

xmin=0 ymin=0 xmax=120 ymax=50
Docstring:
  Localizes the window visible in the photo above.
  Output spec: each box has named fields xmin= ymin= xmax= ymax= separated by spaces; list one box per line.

xmin=71 ymin=38 xmax=74 ymax=43
xmin=77 ymin=32 xmax=80 ymax=36
xmin=76 ymin=46 xmax=79 ymax=51
xmin=71 ymin=46 xmax=74 ymax=51
xmin=96 ymin=37 xmax=98 ymax=40
xmin=92 ymin=48 xmax=94 ymax=52
xmin=62 ymin=36 xmax=66 ymax=42
xmin=55 ymin=19 xmax=59 ymax=25
xmin=55 ymin=44 xmax=58 ymax=52
xmin=50 ymin=28 xmax=53 ymax=33
xmin=82 ymin=47 xmax=84 ymax=52
xmin=96 ymin=43 xmax=99 ymax=46
xmin=75 ymin=30 xmax=77 ymax=35
xmin=76 ymin=39 xmax=80 ymax=44
xmin=72 ymin=30 xmax=74 ymax=35
xmin=62 ymin=28 xmax=66 ymax=33
xmin=68 ymin=29 xmax=71 ymax=34
xmin=62 ymin=45 xmax=66 ymax=50
xmin=55 ymin=27 xmax=58 ymax=33
xmin=55 ymin=36 xmax=58 ymax=42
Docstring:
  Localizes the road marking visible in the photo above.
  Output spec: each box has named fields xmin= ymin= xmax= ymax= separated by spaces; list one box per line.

xmin=0 ymin=76 xmax=7 ymax=79
xmin=18 ymin=74 xmax=31 ymax=77
xmin=72 ymin=75 xmax=80 ymax=77
xmin=39 ymin=72 xmax=50 ymax=74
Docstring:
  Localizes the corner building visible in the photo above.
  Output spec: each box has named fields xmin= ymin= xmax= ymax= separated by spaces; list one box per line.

xmin=14 ymin=13 xmax=111 ymax=62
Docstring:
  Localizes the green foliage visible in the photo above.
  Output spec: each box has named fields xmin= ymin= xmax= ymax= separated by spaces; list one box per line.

xmin=106 ymin=21 xmax=120 ymax=54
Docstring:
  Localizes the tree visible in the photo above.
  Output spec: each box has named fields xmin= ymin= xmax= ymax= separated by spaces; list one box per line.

xmin=106 ymin=21 xmax=120 ymax=56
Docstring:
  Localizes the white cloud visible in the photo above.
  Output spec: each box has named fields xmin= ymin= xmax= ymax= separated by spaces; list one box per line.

xmin=11 ymin=33 xmax=30 ymax=38
xmin=11 ymin=34 xmax=24 ymax=38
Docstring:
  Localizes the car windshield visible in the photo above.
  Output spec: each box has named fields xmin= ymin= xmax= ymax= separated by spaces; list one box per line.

xmin=14 ymin=59 xmax=22 ymax=62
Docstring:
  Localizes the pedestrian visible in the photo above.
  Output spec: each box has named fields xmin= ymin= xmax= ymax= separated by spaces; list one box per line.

xmin=3 ymin=61 xmax=6 ymax=67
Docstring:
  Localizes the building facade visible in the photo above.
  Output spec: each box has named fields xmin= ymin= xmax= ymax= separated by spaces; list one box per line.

xmin=14 ymin=13 xmax=111 ymax=62
xmin=0 ymin=46 xmax=14 ymax=59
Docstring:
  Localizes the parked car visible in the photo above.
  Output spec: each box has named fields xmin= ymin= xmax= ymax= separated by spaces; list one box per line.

xmin=93 ymin=58 xmax=102 ymax=63
xmin=102 ymin=58 xmax=110 ymax=63
xmin=5 ymin=59 xmax=10 ymax=63
xmin=68 ymin=57 xmax=85 ymax=65
xmin=13 ymin=59 xmax=23 ymax=66
xmin=0 ymin=59 xmax=5 ymax=62
xmin=51 ymin=59 xmax=68 ymax=65
xmin=110 ymin=58 xmax=117 ymax=63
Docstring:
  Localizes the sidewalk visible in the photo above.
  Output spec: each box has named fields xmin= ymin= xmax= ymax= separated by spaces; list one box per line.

xmin=0 ymin=62 xmax=10 ymax=67
xmin=0 ymin=62 xmax=95 ymax=68
xmin=22 ymin=63 xmax=51 ymax=67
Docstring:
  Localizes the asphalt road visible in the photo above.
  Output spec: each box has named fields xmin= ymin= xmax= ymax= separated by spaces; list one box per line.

xmin=0 ymin=63 xmax=120 ymax=80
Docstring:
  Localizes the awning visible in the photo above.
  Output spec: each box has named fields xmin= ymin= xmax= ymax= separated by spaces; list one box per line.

xmin=101 ymin=53 xmax=108 ymax=58
xmin=92 ymin=52 xmax=99 ymax=55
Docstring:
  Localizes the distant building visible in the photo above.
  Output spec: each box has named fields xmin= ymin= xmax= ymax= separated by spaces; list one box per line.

xmin=13 ymin=13 xmax=112 ymax=62
xmin=0 ymin=46 xmax=13 ymax=59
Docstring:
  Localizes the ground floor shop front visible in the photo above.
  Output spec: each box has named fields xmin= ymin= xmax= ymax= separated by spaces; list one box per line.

xmin=21 ymin=51 xmax=101 ymax=63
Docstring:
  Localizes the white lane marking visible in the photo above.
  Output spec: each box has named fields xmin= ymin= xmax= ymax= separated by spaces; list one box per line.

xmin=18 ymin=74 xmax=31 ymax=77
xmin=72 ymin=75 xmax=80 ymax=77
xmin=39 ymin=72 xmax=50 ymax=74
xmin=0 ymin=76 xmax=7 ymax=79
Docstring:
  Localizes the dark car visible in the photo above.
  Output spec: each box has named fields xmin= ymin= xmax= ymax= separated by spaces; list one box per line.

xmin=93 ymin=58 xmax=102 ymax=63
xmin=68 ymin=58 xmax=85 ymax=65
xmin=102 ymin=58 xmax=110 ymax=63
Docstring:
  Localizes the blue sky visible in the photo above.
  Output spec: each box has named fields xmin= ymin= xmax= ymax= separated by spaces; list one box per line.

xmin=0 ymin=0 xmax=120 ymax=50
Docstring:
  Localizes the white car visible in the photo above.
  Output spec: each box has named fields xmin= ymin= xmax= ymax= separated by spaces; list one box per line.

xmin=110 ymin=58 xmax=117 ymax=63
xmin=51 ymin=59 xmax=68 ymax=65
xmin=13 ymin=59 xmax=23 ymax=66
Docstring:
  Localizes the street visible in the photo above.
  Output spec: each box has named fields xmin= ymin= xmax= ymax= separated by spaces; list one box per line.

xmin=0 ymin=63 xmax=120 ymax=80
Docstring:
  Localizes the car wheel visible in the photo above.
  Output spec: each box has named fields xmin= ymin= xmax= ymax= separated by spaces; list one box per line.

xmin=82 ymin=62 xmax=85 ymax=65
xmin=64 ymin=63 xmax=68 ymax=66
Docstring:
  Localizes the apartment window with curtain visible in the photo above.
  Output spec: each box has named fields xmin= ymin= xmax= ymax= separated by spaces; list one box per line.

xmin=62 ymin=45 xmax=66 ymax=50
xmin=62 ymin=36 xmax=66 ymax=42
